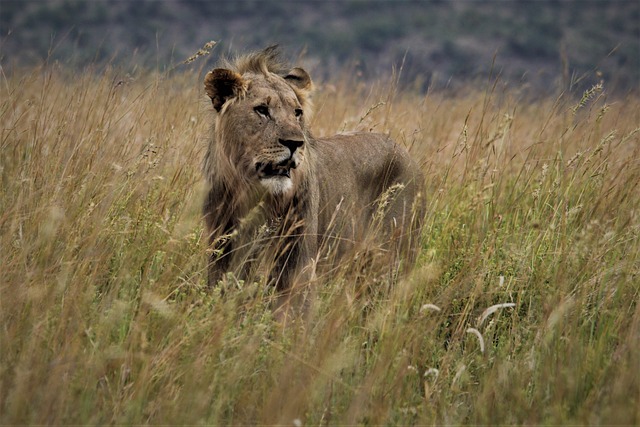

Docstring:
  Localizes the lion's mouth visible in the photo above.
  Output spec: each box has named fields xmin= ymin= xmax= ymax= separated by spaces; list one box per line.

xmin=256 ymin=158 xmax=297 ymax=179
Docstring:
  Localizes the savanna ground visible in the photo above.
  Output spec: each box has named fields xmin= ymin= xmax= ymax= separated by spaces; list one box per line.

xmin=1 ymin=58 xmax=639 ymax=425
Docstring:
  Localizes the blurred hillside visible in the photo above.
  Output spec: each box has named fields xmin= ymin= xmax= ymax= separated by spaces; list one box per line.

xmin=1 ymin=0 xmax=638 ymax=94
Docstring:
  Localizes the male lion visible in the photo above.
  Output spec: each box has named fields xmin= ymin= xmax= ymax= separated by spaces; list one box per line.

xmin=203 ymin=47 xmax=424 ymax=309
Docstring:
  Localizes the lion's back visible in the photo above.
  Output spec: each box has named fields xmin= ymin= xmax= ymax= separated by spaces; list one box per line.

xmin=312 ymin=132 xmax=425 ymax=248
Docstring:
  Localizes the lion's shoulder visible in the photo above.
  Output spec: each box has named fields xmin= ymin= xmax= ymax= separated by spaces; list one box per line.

xmin=313 ymin=132 xmax=413 ymax=170
xmin=319 ymin=131 xmax=391 ymax=143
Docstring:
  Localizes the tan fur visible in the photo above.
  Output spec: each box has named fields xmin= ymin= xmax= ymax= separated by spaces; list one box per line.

xmin=203 ymin=47 xmax=425 ymax=311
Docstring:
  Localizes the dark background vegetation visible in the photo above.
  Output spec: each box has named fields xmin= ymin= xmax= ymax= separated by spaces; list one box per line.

xmin=1 ymin=0 xmax=639 ymax=93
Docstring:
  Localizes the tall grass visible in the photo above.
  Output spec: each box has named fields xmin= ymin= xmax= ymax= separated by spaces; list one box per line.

xmin=1 ymin=63 xmax=638 ymax=425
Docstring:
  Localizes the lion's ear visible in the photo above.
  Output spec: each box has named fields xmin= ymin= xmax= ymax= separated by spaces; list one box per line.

xmin=204 ymin=68 xmax=245 ymax=112
xmin=285 ymin=67 xmax=313 ymax=92
xmin=285 ymin=67 xmax=314 ymax=109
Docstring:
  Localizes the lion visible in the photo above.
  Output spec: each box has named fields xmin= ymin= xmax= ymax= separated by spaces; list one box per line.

xmin=203 ymin=46 xmax=425 ymax=311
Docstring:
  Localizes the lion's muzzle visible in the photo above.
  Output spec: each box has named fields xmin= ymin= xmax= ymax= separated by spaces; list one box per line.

xmin=279 ymin=138 xmax=304 ymax=154
xmin=256 ymin=157 xmax=298 ymax=179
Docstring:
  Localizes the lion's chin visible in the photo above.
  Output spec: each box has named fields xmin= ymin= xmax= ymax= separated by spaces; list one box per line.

xmin=259 ymin=176 xmax=293 ymax=195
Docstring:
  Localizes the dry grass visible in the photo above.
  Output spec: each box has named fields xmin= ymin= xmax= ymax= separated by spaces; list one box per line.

xmin=1 ymin=62 xmax=639 ymax=425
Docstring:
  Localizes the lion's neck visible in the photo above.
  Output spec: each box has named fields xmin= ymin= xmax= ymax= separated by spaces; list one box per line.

xmin=216 ymin=178 xmax=292 ymax=220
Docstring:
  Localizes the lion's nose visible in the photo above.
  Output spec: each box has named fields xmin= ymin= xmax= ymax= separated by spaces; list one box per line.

xmin=279 ymin=138 xmax=304 ymax=154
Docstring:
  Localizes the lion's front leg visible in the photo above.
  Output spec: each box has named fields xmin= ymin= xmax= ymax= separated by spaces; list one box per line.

xmin=271 ymin=213 xmax=318 ymax=321
xmin=203 ymin=184 xmax=239 ymax=289
xmin=272 ymin=245 xmax=317 ymax=323
xmin=207 ymin=246 xmax=231 ymax=288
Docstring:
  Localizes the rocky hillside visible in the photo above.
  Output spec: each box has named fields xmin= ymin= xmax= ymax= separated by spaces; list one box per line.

xmin=1 ymin=0 xmax=638 ymax=93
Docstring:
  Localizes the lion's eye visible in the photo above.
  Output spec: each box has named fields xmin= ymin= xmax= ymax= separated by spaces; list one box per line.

xmin=295 ymin=108 xmax=303 ymax=119
xmin=254 ymin=105 xmax=270 ymax=118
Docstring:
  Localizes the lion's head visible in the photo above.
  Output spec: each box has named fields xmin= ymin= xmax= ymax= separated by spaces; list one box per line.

xmin=204 ymin=47 xmax=314 ymax=196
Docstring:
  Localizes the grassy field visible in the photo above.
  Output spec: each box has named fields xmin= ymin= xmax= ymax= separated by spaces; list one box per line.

xmin=1 ymin=62 xmax=639 ymax=425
